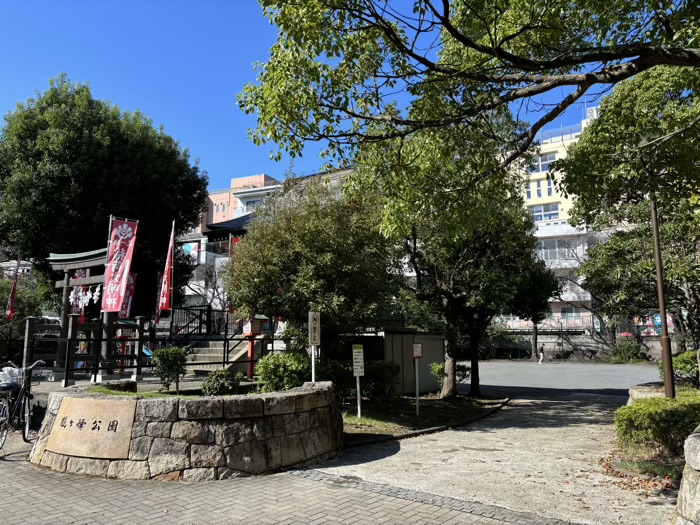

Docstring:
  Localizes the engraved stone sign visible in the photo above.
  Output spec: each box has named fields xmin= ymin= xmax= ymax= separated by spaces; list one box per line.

xmin=45 ymin=398 xmax=136 ymax=459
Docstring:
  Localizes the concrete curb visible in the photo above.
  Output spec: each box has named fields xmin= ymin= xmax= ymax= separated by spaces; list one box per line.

xmin=345 ymin=397 xmax=510 ymax=448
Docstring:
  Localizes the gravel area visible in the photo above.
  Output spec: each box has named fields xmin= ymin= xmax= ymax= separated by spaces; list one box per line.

xmin=313 ymin=363 xmax=676 ymax=525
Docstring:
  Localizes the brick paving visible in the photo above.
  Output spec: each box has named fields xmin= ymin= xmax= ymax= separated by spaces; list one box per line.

xmin=0 ymin=433 xmax=579 ymax=525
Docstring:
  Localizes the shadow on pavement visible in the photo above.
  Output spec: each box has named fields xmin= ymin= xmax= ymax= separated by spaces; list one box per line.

xmin=477 ymin=384 xmax=630 ymax=400
xmin=445 ymin=385 xmax=627 ymax=432
xmin=326 ymin=439 xmax=401 ymax=468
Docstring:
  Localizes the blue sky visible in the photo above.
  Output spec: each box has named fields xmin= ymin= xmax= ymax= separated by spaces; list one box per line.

xmin=0 ymin=1 xmax=596 ymax=191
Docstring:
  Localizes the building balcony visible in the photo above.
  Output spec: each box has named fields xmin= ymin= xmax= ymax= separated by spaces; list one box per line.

xmin=496 ymin=313 xmax=597 ymax=332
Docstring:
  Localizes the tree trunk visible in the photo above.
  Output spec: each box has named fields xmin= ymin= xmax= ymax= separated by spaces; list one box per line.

xmin=531 ymin=323 xmax=539 ymax=361
xmin=440 ymin=328 xmax=458 ymax=398
xmin=468 ymin=334 xmax=481 ymax=397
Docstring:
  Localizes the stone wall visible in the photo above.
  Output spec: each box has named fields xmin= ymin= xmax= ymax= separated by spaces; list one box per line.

xmin=674 ymin=426 xmax=700 ymax=524
xmin=29 ymin=381 xmax=343 ymax=481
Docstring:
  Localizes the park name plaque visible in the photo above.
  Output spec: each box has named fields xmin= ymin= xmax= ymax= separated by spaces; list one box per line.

xmin=45 ymin=398 xmax=136 ymax=459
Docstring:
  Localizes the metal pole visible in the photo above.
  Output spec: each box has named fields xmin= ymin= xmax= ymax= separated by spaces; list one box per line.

xmin=311 ymin=345 xmax=316 ymax=382
xmin=356 ymin=375 xmax=361 ymax=418
xmin=651 ymin=194 xmax=675 ymax=398
xmin=415 ymin=358 xmax=419 ymax=416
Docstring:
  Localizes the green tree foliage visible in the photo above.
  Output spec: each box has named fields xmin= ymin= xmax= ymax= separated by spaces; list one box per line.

xmin=241 ymin=1 xmax=699 ymax=166
xmin=510 ymin=259 xmax=561 ymax=360
xmin=559 ymin=67 xmax=700 ymax=227
xmin=0 ymin=271 xmax=53 ymax=362
xmin=0 ymin=76 xmax=208 ymax=315
xmin=352 ymin=114 xmax=553 ymax=397
xmin=558 ymin=67 xmax=700 ymax=347
xmin=225 ymin=180 xmax=401 ymax=349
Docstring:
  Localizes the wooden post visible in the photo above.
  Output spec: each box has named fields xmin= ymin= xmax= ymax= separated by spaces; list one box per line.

xmin=91 ymin=319 xmax=102 ymax=383
xmin=101 ymin=311 xmax=114 ymax=363
xmin=134 ymin=316 xmax=146 ymax=381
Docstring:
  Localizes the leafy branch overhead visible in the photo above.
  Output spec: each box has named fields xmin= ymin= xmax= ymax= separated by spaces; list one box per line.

xmin=240 ymin=0 xmax=700 ymax=166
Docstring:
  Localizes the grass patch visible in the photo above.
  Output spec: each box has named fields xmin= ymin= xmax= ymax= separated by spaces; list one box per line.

xmin=341 ymin=395 xmax=506 ymax=444
xmin=615 ymin=456 xmax=684 ymax=481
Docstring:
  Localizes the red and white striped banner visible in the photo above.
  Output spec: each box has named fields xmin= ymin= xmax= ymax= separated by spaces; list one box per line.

xmin=102 ymin=218 xmax=139 ymax=312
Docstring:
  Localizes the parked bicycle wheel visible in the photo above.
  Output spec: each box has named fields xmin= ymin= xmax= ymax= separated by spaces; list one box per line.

xmin=0 ymin=397 xmax=9 ymax=450
xmin=22 ymin=395 xmax=32 ymax=443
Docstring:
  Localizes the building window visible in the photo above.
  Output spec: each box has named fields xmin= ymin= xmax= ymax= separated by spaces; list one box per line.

xmin=528 ymin=153 xmax=557 ymax=173
xmin=529 ymin=203 xmax=559 ymax=222
xmin=526 ymin=183 xmax=531 ymax=200
xmin=547 ymin=179 xmax=553 ymax=196
xmin=246 ymin=199 xmax=261 ymax=211
xmin=222 ymin=203 xmax=226 ymax=213
xmin=536 ymin=181 xmax=542 ymax=198
xmin=560 ymin=306 xmax=581 ymax=317
xmin=536 ymin=238 xmax=573 ymax=260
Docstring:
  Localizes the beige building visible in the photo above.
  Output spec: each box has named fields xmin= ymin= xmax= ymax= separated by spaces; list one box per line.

xmin=197 ymin=174 xmax=282 ymax=234
xmin=499 ymin=108 xmax=601 ymax=333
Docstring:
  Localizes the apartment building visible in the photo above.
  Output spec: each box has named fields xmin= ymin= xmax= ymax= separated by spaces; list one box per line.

xmin=500 ymin=108 xmax=600 ymax=332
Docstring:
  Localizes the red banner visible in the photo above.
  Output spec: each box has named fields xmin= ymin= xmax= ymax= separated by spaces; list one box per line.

xmin=229 ymin=236 xmax=241 ymax=256
xmin=118 ymin=273 xmax=137 ymax=318
xmin=4 ymin=259 xmax=20 ymax=321
xmin=158 ymin=222 xmax=175 ymax=312
xmin=102 ymin=218 xmax=139 ymax=312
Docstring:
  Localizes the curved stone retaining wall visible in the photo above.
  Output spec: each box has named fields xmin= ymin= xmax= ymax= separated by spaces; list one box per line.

xmin=674 ymin=426 xmax=700 ymax=524
xmin=29 ymin=381 xmax=343 ymax=481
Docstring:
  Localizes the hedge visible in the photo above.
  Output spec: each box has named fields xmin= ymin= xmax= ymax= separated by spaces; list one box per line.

xmin=615 ymin=389 xmax=700 ymax=459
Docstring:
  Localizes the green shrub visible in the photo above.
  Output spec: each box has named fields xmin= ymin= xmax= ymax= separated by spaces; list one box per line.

xmin=153 ymin=347 xmax=187 ymax=393
xmin=202 ymin=369 xmax=244 ymax=396
xmin=659 ymin=351 xmax=699 ymax=388
xmin=363 ymin=360 xmax=400 ymax=404
xmin=615 ymin=390 xmax=700 ymax=459
xmin=430 ymin=362 xmax=471 ymax=390
xmin=317 ymin=359 xmax=354 ymax=402
xmin=611 ymin=340 xmax=647 ymax=364
xmin=255 ymin=351 xmax=311 ymax=392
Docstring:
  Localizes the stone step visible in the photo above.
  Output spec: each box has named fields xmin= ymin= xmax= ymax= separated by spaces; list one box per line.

xmin=186 ymin=353 xmax=225 ymax=362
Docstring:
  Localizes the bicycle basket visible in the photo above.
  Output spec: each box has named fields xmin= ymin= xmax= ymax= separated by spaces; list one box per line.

xmin=0 ymin=367 xmax=21 ymax=385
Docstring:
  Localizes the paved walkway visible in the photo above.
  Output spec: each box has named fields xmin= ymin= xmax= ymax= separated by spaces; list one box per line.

xmin=316 ymin=362 xmax=676 ymax=525
xmin=2 ymin=433 xmax=576 ymax=525
xmin=0 ymin=362 xmax=675 ymax=525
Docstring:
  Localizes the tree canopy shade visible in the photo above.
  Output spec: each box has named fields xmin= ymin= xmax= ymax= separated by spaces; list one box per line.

xmin=225 ymin=180 xmax=401 ymax=351
xmin=0 ymin=76 xmax=208 ymax=315
xmin=240 ymin=0 xmax=700 ymax=167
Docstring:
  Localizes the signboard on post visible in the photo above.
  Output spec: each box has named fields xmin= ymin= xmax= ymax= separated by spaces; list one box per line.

xmin=308 ymin=311 xmax=320 ymax=346
xmin=412 ymin=343 xmax=423 ymax=416
xmin=412 ymin=343 xmax=423 ymax=359
xmin=352 ymin=344 xmax=364 ymax=418
xmin=352 ymin=345 xmax=365 ymax=377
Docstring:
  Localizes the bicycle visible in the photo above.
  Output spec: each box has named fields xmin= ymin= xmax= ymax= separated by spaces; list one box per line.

xmin=0 ymin=359 xmax=45 ymax=451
